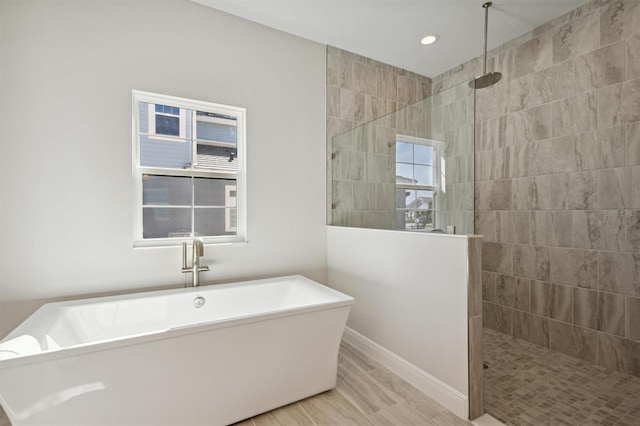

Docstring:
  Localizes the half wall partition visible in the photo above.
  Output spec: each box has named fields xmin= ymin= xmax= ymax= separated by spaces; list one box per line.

xmin=329 ymin=80 xmax=475 ymax=234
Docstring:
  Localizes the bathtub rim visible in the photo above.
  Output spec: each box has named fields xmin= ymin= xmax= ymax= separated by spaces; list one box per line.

xmin=0 ymin=275 xmax=354 ymax=370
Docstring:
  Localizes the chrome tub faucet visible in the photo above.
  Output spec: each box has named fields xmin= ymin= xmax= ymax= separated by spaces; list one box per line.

xmin=182 ymin=238 xmax=210 ymax=287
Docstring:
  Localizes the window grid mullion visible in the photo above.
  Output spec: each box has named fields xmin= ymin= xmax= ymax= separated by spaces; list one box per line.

xmin=191 ymin=176 xmax=196 ymax=238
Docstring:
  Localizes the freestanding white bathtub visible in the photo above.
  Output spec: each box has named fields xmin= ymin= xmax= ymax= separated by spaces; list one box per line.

xmin=0 ymin=275 xmax=354 ymax=426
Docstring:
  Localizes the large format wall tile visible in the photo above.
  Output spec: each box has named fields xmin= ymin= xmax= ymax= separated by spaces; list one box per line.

xmin=627 ymin=215 xmax=640 ymax=253
xmin=598 ymin=78 xmax=640 ymax=128
xmin=549 ymin=247 xmax=598 ymax=289
xmin=484 ymin=302 xmax=513 ymax=335
xmin=626 ymin=296 xmax=640 ymax=340
xmin=512 ymin=177 xmax=539 ymax=210
xmin=532 ymin=211 xmax=573 ymax=247
xmin=597 ymin=332 xmax=640 ymax=377
xmin=496 ymin=211 xmax=532 ymax=244
xmin=513 ymin=310 xmax=549 ymax=347
xmin=530 ymin=136 xmax=576 ymax=175
xmin=574 ymin=41 xmax=626 ymax=93
xmin=477 ymin=179 xmax=513 ymax=210
xmin=628 ymin=122 xmax=640 ymax=166
xmin=549 ymin=320 xmax=598 ymax=362
xmin=495 ymin=274 xmax=516 ymax=307
xmin=507 ymin=104 xmax=551 ymax=144
xmin=575 ymin=126 xmax=627 ymax=171
xmin=633 ymin=166 xmax=640 ymax=208
xmin=327 ymin=53 xmax=355 ymax=89
xmin=531 ymin=280 xmax=552 ymax=317
xmin=513 ymin=33 xmax=553 ymax=79
xmin=552 ymin=11 xmax=600 ymax=64
xmin=508 ymin=61 xmax=574 ymax=112
xmin=600 ymin=292 xmax=625 ymax=336
xmin=513 ymin=245 xmax=550 ymax=281
xmin=550 ymin=284 xmax=573 ymax=323
xmin=483 ymin=272 xmax=497 ymax=303
xmin=483 ymin=242 xmax=513 ymax=275
xmin=597 ymin=168 xmax=633 ymax=209
xmin=571 ymin=288 xmax=624 ymax=335
xmin=551 ymin=92 xmax=598 ymax=137
xmin=535 ymin=173 xmax=570 ymax=209
xmin=598 ymin=251 xmax=640 ymax=296
xmin=354 ymin=62 xmax=377 ymax=97
xmin=567 ymin=171 xmax=597 ymax=210
xmin=600 ymin=0 xmax=640 ymax=46
xmin=572 ymin=287 xmax=599 ymax=329
xmin=628 ymin=33 xmax=640 ymax=79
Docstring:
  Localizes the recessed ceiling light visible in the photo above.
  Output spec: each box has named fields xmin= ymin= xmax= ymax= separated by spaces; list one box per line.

xmin=420 ymin=34 xmax=439 ymax=45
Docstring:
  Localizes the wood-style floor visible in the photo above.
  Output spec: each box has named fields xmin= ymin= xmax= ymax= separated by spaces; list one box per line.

xmin=232 ymin=341 xmax=471 ymax=426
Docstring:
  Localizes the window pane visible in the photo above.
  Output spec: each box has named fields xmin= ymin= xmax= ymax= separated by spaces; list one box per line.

xmin=196 ymin=112 xmax=237 ymax=144
xmin=142 ymin=207 xmax=191 ymax=239
xmin=415 ymin=165 xmax=434 ymax=186
xmin=414 ymin=145 xmax=433 ymax=165
xmin=194 ymin=208 xmax=236 ymax=236
xmin=396 ymin=163 xmax=414 ymax=184
xmin=194 ymin=178 xmax=236 ymax=207
xmin=195 ymin=145 xmax=238 ymax=171
xmin=415 ymin=210 xmax=434 ymax=230
xmin=416 ymin=190 xmax=434 ymax=210
xmin=156 ymin=115 xmax=180 ymax=136
xmin=139 ymin=101 xmax=192 ymax=169
xmin=142 ymin=175 xmax=191 ymax=206
xmin=396 ymin=142 xmax=413 ymax=163
xmin=404 ymin=211 xmax=416 ymax=230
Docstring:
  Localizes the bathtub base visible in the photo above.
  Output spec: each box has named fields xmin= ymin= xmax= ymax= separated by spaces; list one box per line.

xmin=1 ymin=306 xmax=350 ymax=426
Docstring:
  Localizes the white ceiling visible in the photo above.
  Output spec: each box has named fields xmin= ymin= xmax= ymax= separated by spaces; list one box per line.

xmin=192 ymin=0 xmax=588 ymax=77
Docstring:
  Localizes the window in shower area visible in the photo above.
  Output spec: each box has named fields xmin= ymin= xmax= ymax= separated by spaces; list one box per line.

xmin=395 ymin=135 xmax=441 ymax=231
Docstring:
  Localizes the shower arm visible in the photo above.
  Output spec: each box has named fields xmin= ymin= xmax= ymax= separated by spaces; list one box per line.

xmin=482 ymin=2 xmax=491 ymax=75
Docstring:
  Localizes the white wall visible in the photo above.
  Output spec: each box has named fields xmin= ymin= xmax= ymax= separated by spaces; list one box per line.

xmin=0 ymin=0 xmax=327 ymax=337
xmin=326 ymin=226 xmax=470 ymax=396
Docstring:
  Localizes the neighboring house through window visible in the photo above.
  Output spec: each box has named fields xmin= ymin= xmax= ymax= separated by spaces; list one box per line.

xmin=133 ymin=90 xmax=246 ymax=246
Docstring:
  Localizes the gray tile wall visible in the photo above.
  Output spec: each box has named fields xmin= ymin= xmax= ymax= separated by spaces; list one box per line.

xmin=435 ymin=0 xmax=640 ymax=378
xmin=430 ymin=83 xmax=476 ymax=235
xmin=326 ymin=46 xmax=432 ymax=229
xmin=468 ymin=236 xmax=484 ymax=420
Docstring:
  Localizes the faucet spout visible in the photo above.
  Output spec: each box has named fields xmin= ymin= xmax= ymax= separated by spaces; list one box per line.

xmin=182 ymin=238 xmax=210 ymax=287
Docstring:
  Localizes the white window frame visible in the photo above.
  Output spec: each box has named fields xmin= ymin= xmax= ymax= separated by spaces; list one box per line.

xmin=132 ymin=90 xmax=247 ymax=247
xmin=147 ymin=103 xmax=187 ymax=141
xmin=395 ymin=134 xmax=444 ymax=231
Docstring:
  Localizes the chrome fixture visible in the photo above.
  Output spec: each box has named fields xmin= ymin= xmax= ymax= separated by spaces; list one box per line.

xmin=182 ymin=238 xmax=210 ymax=287
xmin=469 ymin=2 xmax=502 ymax=89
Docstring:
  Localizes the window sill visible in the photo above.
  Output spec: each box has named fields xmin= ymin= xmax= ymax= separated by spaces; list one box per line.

xmin=133 ymin=236 xmax=248 ymax=248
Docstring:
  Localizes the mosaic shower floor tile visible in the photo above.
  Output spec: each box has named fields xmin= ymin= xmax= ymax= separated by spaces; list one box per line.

xmin=484 ymin=328 xmax=640 ymax=426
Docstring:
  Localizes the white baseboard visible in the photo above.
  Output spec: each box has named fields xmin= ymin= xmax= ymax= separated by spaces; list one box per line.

xmin=342 ymin=327 xmax=469 ymax=420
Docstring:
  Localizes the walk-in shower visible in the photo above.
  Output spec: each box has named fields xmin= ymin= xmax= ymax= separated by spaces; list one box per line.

xmin=329 ymin=80 xmax=475 ymax=235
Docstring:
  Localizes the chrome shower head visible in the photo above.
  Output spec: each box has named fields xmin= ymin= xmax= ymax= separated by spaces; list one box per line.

xmin=471 ymin=71 xmax=502 ymax=89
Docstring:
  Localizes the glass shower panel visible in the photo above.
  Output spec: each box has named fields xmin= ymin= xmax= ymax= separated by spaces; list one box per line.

xmin=329 ymin=80 xmax=475 ymax=235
